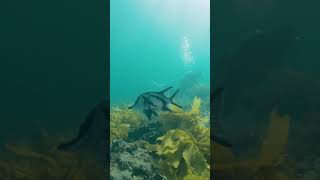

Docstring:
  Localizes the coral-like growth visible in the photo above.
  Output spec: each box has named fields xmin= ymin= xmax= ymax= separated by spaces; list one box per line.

xmin=110 ymin=107 xmax=147 ymax=141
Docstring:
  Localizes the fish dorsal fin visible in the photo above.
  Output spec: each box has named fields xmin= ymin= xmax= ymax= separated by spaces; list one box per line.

xmin=128 ymin=95 xmax=141 ymax=109
xmin=170 ymin=89 xmax=180 ymax=100
xmin=170 ymin=89 xmax=183 ymax=109
xmin=159 ymin=86 xmax=173 ymax=94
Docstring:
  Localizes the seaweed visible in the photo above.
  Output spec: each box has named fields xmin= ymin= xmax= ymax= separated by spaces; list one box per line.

xmin=108 ymin=96 xmax=301 ymax=179
xmin=110 ymin=107 xmax=147 ymax=141
xmin=152 ymin=130 xmax=209 ymax=180
xmin=146 ymin=97 xmax=210 ymax=179
xmin=212 ymin=110 xmax=297 ymax=180
xmin=0 ymin=131 xmax=104 ymax=180
xmin=159 ymin=97 xmax=209 ymax=132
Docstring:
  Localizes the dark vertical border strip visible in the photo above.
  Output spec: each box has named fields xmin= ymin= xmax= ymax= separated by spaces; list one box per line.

xmin=210 ymin=0 xmax=214 ymax=179
xmin=106 ymin=0 xmax=110 ymax=179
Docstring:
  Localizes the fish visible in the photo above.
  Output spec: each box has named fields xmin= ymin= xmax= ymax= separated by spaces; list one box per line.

xmin=128 ymin=87 xmax=183 ymax=120
xmin=211 ymin=87 xmax=232 ymax=148
xmin=57 ymin=99 xmax=108 ymax=164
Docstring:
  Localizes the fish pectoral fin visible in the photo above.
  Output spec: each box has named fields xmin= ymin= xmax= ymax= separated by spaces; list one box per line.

xmin=143 ymin=109 xmax=153 ymax=120
xmin=162 ymin=106 xmax=172 ymax=112
xmin=171 ymin=102 xmax=183 ymax=109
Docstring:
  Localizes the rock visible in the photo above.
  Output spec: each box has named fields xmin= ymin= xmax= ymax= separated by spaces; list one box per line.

xmin=110 ymin=140 xmax=166 ymax=180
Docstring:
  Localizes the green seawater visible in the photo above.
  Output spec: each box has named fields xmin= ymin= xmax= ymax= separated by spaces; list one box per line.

xmin=110 ymin=1 xmax=211 ymax=179
xmin=111 ymin=0 xmax=210 ymax=105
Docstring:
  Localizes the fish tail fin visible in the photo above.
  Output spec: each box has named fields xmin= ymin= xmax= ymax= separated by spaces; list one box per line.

xmin=58 ymin=107 xmax=95 ymax=151
xmin=128 ymin=96 xmax=141 ymax=109
xmin=57 ymin=139 xmax=79 ymax=150
xmin=212 ymin=134 xmax=232 ymax=148
xmin=170 ymin=89 xmax=183 ymax=108
xmin=160 ymin=86 xmax=173 ymax=94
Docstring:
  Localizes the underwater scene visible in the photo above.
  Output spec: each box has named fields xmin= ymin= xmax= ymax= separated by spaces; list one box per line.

xmin=211 ymin=0 xmax=320 ymax=179
xmin=0 ymin=0 xmax=319 ymax=179
xmin=111 ymin=0 xmax=320 ymax=180
xmin=110 ymin=0 xmax=211 ymax=179
xmin=0 ymin=0 xmax=107 ymax=179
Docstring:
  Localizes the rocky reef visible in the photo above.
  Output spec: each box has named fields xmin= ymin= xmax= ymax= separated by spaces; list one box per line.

xmin=110 ymin=95 xmax=320 ymax=180
xmin=110 ymin=140 xmax=165 ymax=180
xmin=110 ymin=97 xmax=211 ymax=180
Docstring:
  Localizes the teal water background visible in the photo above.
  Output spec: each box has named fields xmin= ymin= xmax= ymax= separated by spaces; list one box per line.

xmin=111 ymin=0 xmax=210 ymax=105
xmin=0 ymin=0 xmax=107 ymax=144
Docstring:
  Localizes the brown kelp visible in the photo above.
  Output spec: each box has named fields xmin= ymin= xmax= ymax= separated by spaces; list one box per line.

xmin=109 ymin=96 xmax=302 ymax=179
xmin=147 ymin=97 xmax=210 ymax=180
xmin=110 ymin=97 xmax=210 ymax=180
xmin=110 ymin=107 xmax=147 ymax=141
xmin=0 ymin=131 xmax=104 ymax=180
xmin=212 ymin=110 xmax=297 ymax=180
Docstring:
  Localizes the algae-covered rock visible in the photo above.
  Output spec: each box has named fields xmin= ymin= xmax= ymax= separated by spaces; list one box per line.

xmin=110 ymin=140 xmax=165 ymax=180
xmin=110 ymin=97 xmax=210 ymax=180
xmin=110 ymin=107 xmax=147 ymax=141
xmin=127 ymin=120 xmax=165 ymax=144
